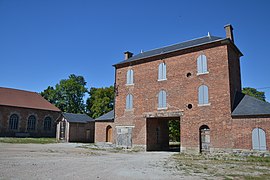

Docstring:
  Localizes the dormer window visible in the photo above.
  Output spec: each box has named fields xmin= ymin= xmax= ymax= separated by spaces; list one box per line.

xmin=197 ymin=54 xmax=208 ymax=75
xmin=158 ymin=63 xmax=166 ymax=81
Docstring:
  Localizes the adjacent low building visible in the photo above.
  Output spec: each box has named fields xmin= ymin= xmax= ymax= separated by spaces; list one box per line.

xmin=0 ymin=87 xmax=61 ymax=137
xmin=95 ymin=110 xmax=114 ymax=143
xmin=56 ymin=112 xmax=95 ymax=143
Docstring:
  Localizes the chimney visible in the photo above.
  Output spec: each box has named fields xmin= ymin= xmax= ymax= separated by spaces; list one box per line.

xmin=124 ymin=51 xmax=133 ymax=60
xmin=224 ymin=24 xmax=234 ymax=42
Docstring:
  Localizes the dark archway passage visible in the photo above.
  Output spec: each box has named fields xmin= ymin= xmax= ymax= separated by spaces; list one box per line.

xmin=146 ymin=117 xmax=180 ymax=151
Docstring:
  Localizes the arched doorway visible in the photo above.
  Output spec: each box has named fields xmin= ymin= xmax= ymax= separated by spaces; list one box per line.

xmin=199 ymin=125 xmax=210 ymax=153
xmin=106 ymin=125 xmax=113 ymax=143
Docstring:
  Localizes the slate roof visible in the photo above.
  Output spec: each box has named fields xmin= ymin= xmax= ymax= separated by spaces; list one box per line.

xmin=63 ymin=113 xmax=94 ymax=123
xmin=114 ymin=35 xmax=224 ymax=66
xmin=0 ymin=87 xmax=60 ymax=112
xmin=232 ymin=91 xmax=270 ymax=116
xmin=95 ymin=110 xmax=114 ymax=121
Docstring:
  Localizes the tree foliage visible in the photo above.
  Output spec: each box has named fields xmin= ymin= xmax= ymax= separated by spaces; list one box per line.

xmin=86 ymin=86 xmax=114 ymax=119
xmin=242 ymin=87 xmax=266 ymax=102
xmin=168 ymin=120 xmax=180 ymax=142
xmin=41 ymin=74 xmax=88 ymax=113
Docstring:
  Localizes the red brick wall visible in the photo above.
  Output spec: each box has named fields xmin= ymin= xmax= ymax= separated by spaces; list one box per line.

xmin=114 ymin=43 xmax=236 ymax=151
xmin=95 ymin=122 xmax=114 ymax=143
xmin=0 ymin=105 xmax=61 ymax=137
xmin=232 ymin=117 xmax=270 ymax=150
xmin=227 ymin=45 xmax=242 ymax=110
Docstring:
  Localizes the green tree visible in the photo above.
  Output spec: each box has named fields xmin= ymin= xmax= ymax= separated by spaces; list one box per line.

xmin=168 ymin=120 xmax=180 ymax=142
xmin=86 ymin=86 xmax=114 ymax=118
xmin=40 ymin=86 xmax=56 ymax=104
xmin=242 ymin=87 xmax=266 ymax=102
xmin=41 ymin=74 xmax=88 ymax=113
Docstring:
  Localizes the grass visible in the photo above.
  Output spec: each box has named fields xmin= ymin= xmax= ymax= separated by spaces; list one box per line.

xmin=0 ymin=137 xmax=57 ymax=144
xmin=172 ymin=153 xmax=270 ymax=179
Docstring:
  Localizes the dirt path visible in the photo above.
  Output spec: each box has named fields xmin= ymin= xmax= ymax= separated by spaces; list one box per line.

xmin=0 ymin=143 xmax=203 ymax=180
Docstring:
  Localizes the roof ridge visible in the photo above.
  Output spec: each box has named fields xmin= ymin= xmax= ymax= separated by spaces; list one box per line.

xmin=0 ymin=87 xmax=37 ymax=94
xmin=132 ymin=35 xmax=222 ymax=57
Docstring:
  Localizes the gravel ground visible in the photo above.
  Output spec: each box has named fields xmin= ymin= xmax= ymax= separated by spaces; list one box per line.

xmin=0 ymin=143 xmax=204 ymax=180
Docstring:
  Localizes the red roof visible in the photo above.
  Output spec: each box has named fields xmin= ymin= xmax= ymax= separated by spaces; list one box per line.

xmin=0 ymin=87 xmax=61 ymax=112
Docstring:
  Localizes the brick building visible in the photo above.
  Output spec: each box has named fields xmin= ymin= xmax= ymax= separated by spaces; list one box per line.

xmin=0 ymin=87 xmax=61 ymax=137
xmin=95 ymin=110 xmax=114 ymax=143
xmin=95 ymin=24 xmax=270 ymax=153
xmin=56 ymin=113 xmax=95 ymax=143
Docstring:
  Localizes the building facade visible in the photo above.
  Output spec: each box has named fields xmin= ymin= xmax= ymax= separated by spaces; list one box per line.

xmin=95 ymin=25 xmax=270 ymax=153
xmin=0 ymin=87 xmax=61 ymax=137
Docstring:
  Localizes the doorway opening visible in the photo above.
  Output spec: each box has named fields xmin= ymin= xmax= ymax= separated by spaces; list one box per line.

xmin=106 ymin=125 xmax=113 ymax=143
xmin=146 ymin=117 xmax=180 ymax=152
xmin=199 ymin=125 xmax=210 ymax=153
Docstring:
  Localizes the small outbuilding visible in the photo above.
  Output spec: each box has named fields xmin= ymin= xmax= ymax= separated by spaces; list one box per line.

xmin=95 ymin=110 xmax=114 ymax=143
xmin=56 ymin=113 xmax=95 ymax=143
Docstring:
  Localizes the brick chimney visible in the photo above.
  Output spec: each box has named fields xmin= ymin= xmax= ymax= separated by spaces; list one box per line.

xmin=124 ymin=51 xmax=133 ymax=60
xmin=224 ymin=24 xmax=234 ymax=42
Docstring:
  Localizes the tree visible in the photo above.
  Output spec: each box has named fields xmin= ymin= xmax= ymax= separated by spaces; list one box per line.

xmin=86 ymin=86 xmax=114 ymax=119
xmin=242 ymin=87 xmax=266 ymax=102
xmin=40 ymin=86 xmax=56 ymax=104
xmin=41 ymin=74 xmax=88 ymax=113
xmin=168 ymin=120 xmax=180 ymax=142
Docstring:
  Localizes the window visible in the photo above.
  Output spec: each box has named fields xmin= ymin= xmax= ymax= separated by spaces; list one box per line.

xmin=126 ymin=69 xmax=134 ymax=85
xmin=197 ymin=54 xmax=208 ymax=74
xmin=198 ymin=85 xmax=209 ymax=105
xmin=27 ymin=115 xmax=36 ymax=131
xmin=126 ymin=94 xmax=133 ymax=110
xmin=158 ymin=90 xmax=167 ymax=109
xmin=44 ymin=117 xmax=52 ymax=131
xmin=252 ymin=128 xmax=266 ymax=151
xmin=9 ymin=114 xmax=19 ymax=130
xmin=158 ymin=63 xmax=166 ymax=80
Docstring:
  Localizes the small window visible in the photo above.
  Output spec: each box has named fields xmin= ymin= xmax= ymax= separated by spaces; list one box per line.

xmin=158 ymin=90 xmax=167 ymax=109
xmin=44 ymin=117 xmax=52 ymax=131
xmin=9 ymin=114 xmax=19 ymax=130
xmin=198 ymin=85 xmax=209 ymax=105
xmin=126 ymin=69 xmax=134 ymax=85
xmin=158 ymin=63 xmax=166 ymax=80
xmin=27 ymin=115 xmax=36 ymax=131
xmin=126 ymin=94 xmax=133 ymax=110
xmin=252 ymin=128 xmax=266 ymax=151
xmin=197 ymin=54 xmax=208 ymax=74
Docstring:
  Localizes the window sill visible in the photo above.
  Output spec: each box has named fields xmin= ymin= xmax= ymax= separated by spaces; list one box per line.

xmin=198 ymin=103 xmax=211 ymax=107
xmin=158 ymin=78 xmax=167 ymax=82
xmin=125 ymin=108 xmax=134 ymax=112
xmin=126 ymin=83 xmax=134 ymax=86
xmin=197 ymin=71 xmax=209 ymax=76
xmin=158 ymin=107 xmax=168 ymax=110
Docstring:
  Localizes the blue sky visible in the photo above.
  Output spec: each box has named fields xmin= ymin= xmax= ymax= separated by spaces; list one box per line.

xmin=0 ymin=0 xmax=270 ymax=101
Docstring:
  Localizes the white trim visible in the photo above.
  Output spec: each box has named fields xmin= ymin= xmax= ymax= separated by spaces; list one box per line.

xmin=197 ymin=71 xmax=209 ymax=76
xmin=116 ymin=125 xmax=135 ymax=128
xmin=198 ymin=103 xmax=211 ymax=107
xmin=158 ymin=107 xmax=168 ymax=110
xmin=158 ymin=78 xmax=167 ymax=81
xmin=126 ymin=83 xmax=134 ymax=86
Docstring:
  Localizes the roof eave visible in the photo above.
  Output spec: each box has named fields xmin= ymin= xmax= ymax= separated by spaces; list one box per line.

xmin=113 ymin=38 xmax=242 ymax=68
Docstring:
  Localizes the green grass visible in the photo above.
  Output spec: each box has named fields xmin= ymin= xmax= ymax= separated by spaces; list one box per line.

xmin=172 ymin=153 xmax=270 ymax=179
xmin=0 ymin=137 xmax=57 ymax=144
